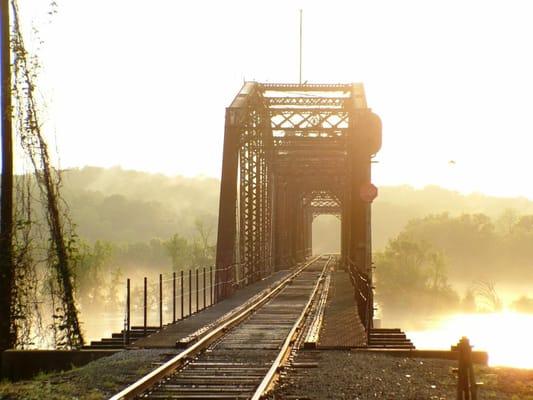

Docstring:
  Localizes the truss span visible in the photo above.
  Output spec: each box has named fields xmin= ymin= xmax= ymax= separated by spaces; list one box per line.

xmin=215 ymin=82 xmax=381 ymax=330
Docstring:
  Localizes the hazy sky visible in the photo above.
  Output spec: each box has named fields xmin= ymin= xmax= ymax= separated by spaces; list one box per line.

xmin=14 ymin=0 xmax=533 ymax=198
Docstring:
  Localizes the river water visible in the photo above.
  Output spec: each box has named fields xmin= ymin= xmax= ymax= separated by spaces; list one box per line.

xmin=405 ymin=311 xmax=533 ymax=369
xmin=81 ymin=310 xmax=533 ymax=369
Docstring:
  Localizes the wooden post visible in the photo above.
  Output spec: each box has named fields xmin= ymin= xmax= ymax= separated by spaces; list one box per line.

xmin=180 ymin=270 xmax=184 ymax=319
xmin=125 ymin=278 xmax=130 ymax=345
xmin=172 ymin=272 xmax=176 ymax=323
xmin=203 ymin=267 xmax=206 ymax=310
xmin=456 ymin=337 xmax=477 ymax=400
xmin=196 ymin=269 xmax=199 ymax=313
xmin=159 ymin=273 xmax=163 ymax=328
xmin=143 ymin=277 xmax=147 ymax=335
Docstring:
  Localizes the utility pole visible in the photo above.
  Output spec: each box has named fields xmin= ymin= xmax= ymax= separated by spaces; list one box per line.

xmin=0 ymin=0 xmax=14 ymax=352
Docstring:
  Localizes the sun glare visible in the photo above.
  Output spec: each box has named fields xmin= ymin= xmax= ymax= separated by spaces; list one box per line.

xmin=407 ymin=311 xmax=533 ymax=369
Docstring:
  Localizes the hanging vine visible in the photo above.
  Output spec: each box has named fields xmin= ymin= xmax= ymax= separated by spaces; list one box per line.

xmin=10 ymin=0 xmax=83 ymax=348
xmin=11 ymin=174 xmax=43 ymax=348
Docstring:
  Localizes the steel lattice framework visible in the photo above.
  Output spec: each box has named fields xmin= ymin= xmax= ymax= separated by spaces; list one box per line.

xmin=216 ymin=82 xmax=381 ymax=329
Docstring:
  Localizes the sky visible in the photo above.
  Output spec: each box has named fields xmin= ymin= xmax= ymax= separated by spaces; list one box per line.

xmin=11 ymin=0 xmax=533 ymax=199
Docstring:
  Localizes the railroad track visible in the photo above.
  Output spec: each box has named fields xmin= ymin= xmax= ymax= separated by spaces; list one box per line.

xmin=110 ymin=256 xmax=331 ymax=400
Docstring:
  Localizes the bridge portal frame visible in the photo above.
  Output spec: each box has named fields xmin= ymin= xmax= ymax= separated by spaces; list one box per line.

xmin=215 ymin=82 xmax=381 ymax=329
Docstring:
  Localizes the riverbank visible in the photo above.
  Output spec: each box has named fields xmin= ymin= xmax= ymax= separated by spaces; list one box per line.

xmin=0 ymin=350 xmax=531 ymax=399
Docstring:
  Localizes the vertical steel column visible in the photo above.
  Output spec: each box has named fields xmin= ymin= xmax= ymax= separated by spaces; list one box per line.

xmin=305 ymin=208 xmax=313 ymax=257
xmin=274 ymin=180 xmax=288 ymax=269
xmin=348 ymin=105 xmax=382 ymax=329
xmin=341 ymin=175 xmax=352 ymax=269
xmin=292 ymin=190 xmax=305 ymax=263
xmin=215 ymin=108 xmax=240 ymax=301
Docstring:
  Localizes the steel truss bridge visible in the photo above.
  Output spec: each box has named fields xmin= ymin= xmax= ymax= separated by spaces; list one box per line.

xmin=215 ymin=82 xmax=381 ymax=329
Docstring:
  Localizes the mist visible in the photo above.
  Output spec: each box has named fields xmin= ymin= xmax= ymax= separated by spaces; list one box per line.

xmin=48 ymin=166 xmax=533 ymax=345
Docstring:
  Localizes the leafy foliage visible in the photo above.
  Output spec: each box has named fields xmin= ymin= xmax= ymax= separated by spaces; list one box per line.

xmin=375 ymin=235 xmax=459 ymax=318
xmin=10 ymin=0 xmax=83 ymax=348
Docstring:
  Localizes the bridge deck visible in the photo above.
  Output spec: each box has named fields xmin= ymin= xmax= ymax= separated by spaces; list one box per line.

xmin=317 ymin=270 xmax=367 ymax=348
xmin=132 ymin=270 xmax=291 ymax=348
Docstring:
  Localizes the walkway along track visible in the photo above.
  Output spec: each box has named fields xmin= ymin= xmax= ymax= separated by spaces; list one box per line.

xmin=110 ymin=256 xmax=331 ymax=400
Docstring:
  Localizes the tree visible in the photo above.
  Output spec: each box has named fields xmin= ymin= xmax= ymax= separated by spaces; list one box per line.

xmin=375 ymin=234 xmax=459 ymax=317
xmin=164 ymin=234 xmax=189 ymax=271
xmin=74 ymin=240 xmax=113 ymax=310
xmin=194 ymin=217 xmax=214 ymax=252
xmin=495 ymin=208 xmax=518 ymax=235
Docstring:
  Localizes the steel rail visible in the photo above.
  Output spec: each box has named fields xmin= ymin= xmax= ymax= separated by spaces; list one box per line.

xmin=109 ymin=255 xmax=322 ymax=400
xmin=251 ymin=256 xmax=331 ymax=400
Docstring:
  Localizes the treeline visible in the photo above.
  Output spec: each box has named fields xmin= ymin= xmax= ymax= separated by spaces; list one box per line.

xmin=61 ymin=166 xmax=219 ymax=242
xmin=399 ymin=211 xmax=533 ymax=283
xmin=53 ymin=167 xmax=533 ymax=317
xmin=372 ymin=185 xmax=533 ymax=249
xmin=58 ymin=166 xmax=533 ymax=249
xmin=73 ymin=231 xmax=215 ymax=313
xmin=375 ymin=212 xmax=533 ymax=319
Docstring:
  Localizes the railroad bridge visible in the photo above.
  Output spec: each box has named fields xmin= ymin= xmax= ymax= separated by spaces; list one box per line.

xmin=20 ymin=83 xmax=483 ymax=400
xmin=215 ymin=82 xmax=382 ymax=330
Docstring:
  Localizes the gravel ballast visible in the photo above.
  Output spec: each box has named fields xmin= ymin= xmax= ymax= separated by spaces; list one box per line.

xmin=1 ymin=349 xmax=532 ymax=399
xmin=270 ymin=350 xmax=533 ymax=400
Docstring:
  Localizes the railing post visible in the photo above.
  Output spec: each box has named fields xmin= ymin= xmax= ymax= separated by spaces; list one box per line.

xmin=180 ymin=270 xmax=184 ymax=319
xmin=172 ymin=272 xmax=176 ymax=323
xmin=125 ymin=278 xmax=130 ymax=345
xmin=188 ymin=269 xmax=192 ymax=317
xmin=203 ymin=267 xmax=206 ymax=310
xmin=196 ymin=268 xmax=199 ymax=313
xmin=212 ymin=264 xmax=216 ymax=303
xmin=210 ymin=266 xmax=213 ymax=306
xmin=143 ymin=277 xmax=147 ymax=335
xmin=159 ymin=273 xmax=163 ymax=328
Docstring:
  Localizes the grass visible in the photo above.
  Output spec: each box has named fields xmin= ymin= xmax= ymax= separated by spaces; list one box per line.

xmin=0 ymin=349 xmax=177 ymax=400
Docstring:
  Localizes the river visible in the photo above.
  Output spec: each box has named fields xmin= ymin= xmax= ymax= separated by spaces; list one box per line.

xmin=405 ymin=311 xmax=533 ymax=369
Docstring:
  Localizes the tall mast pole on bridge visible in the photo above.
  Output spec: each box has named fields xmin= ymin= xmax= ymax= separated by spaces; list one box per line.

xmin=299 ymin=9 xmax=303 ymax=85
xmin=0 ymin=0 xmax=14 ymax=352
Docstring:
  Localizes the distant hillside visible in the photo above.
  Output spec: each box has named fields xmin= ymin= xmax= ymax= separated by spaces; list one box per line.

xmin=373 ymin=185 xmax=533 ymax=249
xmin=61 ymin=166 xmax=219 ymax=242
xmin=59 ymin=166 xmax=533 ymax=248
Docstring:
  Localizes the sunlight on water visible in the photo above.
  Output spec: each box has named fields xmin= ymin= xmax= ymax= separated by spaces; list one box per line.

xmin=81 ymin=313 xmax=124 ymax=343
xmin=406 ymin=312 xmax=533 ymax=369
